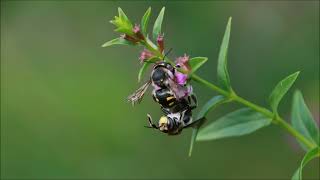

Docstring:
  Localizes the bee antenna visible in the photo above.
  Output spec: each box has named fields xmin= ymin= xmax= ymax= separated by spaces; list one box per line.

xmin=147 ymin=114 xmax=159 ymax=129
xmin=163 ymin=48 xmax=173 ymax=60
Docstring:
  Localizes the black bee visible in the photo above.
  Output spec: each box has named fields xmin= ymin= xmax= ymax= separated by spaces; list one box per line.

xmin=127 ymin=62 xmax=176 ymax=105
xmin=147 ymin=86 xmax=198 ymax=135
xmin=128 ymin=61 xmax=196 ymax=110
xmin=152 ymin=87 xmax=197 ymax=113
xmin=127 ymin=61 xmax=200 ymax=135
xmin=146 ymin=107 xmax=204 ymax=135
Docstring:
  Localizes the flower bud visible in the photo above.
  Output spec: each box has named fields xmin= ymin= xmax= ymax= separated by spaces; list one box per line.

xmin=176 ymin=54 xmax=191 ymax=73
xmin=120 ymin=34 xmax=139 ymax=44
xmin=139 ymin=49 xmax=154 ymax=62
xmin=133 ymin=24 xmax=145 ymax=40
xmin=157 ymin=34 xmax=164 ymax=53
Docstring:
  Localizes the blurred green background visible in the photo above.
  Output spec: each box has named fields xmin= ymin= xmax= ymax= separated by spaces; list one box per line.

xmin=1 ymin=1 xmax=319 ymax=179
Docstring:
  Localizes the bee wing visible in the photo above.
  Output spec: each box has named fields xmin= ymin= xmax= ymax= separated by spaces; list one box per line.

xmin=127 ymin=80 xmax=151 ymax=106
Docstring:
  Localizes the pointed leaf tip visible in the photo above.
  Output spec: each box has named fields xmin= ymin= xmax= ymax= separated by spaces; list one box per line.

xmin=189 ymin=57 xmax=208 ymax=74
xmin=269 ymin=71 xmax=300 ymax=114
xmin=141 ymin=7 xmax=152 ymax=35
xmin=101 ymin=37 xmax=134 ymax=47
xmin=153 ymin=7 xmax=165 ymax=40
xmin=217 ymin=17 xmax=233 ymax=91
xmin=188 ymin=96 xmax=226 ymax=157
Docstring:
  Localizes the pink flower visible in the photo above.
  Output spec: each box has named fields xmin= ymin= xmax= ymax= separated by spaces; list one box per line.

xmin=175 ymin=71 xmax=188 ymax=85
xmin=168 ymin=78 xmax=192 ymax=99
xmin=133 ymin=24 xmax=145 ymax=40
xmin=176 ymin=54 xmax=191 ymax=73
xmin=139 ymin=49 xmax=153 ymax=62
xmin=133 ymin=24 xmax=140 ymax=34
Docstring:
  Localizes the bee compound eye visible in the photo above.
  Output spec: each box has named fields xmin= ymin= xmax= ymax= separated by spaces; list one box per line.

xmin=166 ymin=117 xmax=176 ymax=130
xmin=167 ymin=64 xmax=173 ymax=70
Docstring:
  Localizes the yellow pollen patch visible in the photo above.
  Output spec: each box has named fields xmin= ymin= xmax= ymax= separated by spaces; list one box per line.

xmin=159 ymin=116 xmax=168 ymax=124
xmin=166 ymin=96 xmax=174 ymax=101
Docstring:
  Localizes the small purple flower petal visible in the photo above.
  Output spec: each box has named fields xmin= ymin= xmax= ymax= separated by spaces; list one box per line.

xmin=175 ymin=71 xmax=188 ymax=85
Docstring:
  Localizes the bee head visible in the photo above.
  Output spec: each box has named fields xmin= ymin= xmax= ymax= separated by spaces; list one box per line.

xmin=158 ymin=116 xmax=171 ymax=133
xmin=155 ymin=62 xmax=174 ymax=72
xmin=151 ymin=68 xmax=167 ymax=88
xmin=151 ymin=62 xmax=175 ymax=88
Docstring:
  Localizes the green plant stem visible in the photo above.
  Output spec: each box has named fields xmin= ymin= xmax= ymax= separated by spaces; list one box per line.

xmin=143 ymin=38 xmax=316 ymax=150
xmin=191 ymin=74 xmax=316 ymax=149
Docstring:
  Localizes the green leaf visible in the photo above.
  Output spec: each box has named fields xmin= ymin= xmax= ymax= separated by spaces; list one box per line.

xmin=217 ymin=17 xmax=232 ymax=91
xmin=141 ymin=7 xmax=151 ymax=36
xmin=137 ymin=57 xmax=160 ymax=82
xmin=197 ymin=108 xmax=272 ymax=141
xmin=101 ymin=37 xmax=133 ymax=47
xmin=144 ymin=56 xmax=160 ymax=63
xmin=269 ymin=71 xmax=300 ymax=114
xmin=189 ymin=57 xmax=208 ymax=74
xmin=189 ymin=96 xmax=226 ymax=157
xmin=189 ymin=128 xmax=200 ymax=157
xmin=291 ymin=90 xmax=319 ymax=150
xmin=110 ymin=7 xmax=133 ymax=35
xmin=145 ymin=36 xmax=158 ymax=50
xmin=197 ymin=95 xmax=226 ymax=119
xmin=118 ymin=7 xmax=130 ymax=24
xmin=138 ymin=62 xmax=151 ymax=82
xmin=153 ymin=7 xmax=165 ymax=40
xmin=292 ymin=147 xmax=320 ymax=180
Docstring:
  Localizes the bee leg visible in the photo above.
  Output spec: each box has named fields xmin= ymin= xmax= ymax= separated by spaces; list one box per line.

xmin=190 ymin=105 xmax=197 ymax=110
xmin=191 ymin=94 xmax=198 ymax=107
xmin=146 ymin=114 xmax=159 ymax=129
xmin=161 ymin=107 xmax=171 ymax=115
xmin=187 ymin=96 xmax=192 ymax=104
xmin=184 ymin=117 xmax=206 ymax=129
xmin=188 ymin=94 xmax=198 ymax=110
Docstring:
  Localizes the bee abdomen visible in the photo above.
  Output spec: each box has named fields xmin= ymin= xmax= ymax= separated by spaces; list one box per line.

xmin=154 ymin=88 xmax=177 ymax=108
